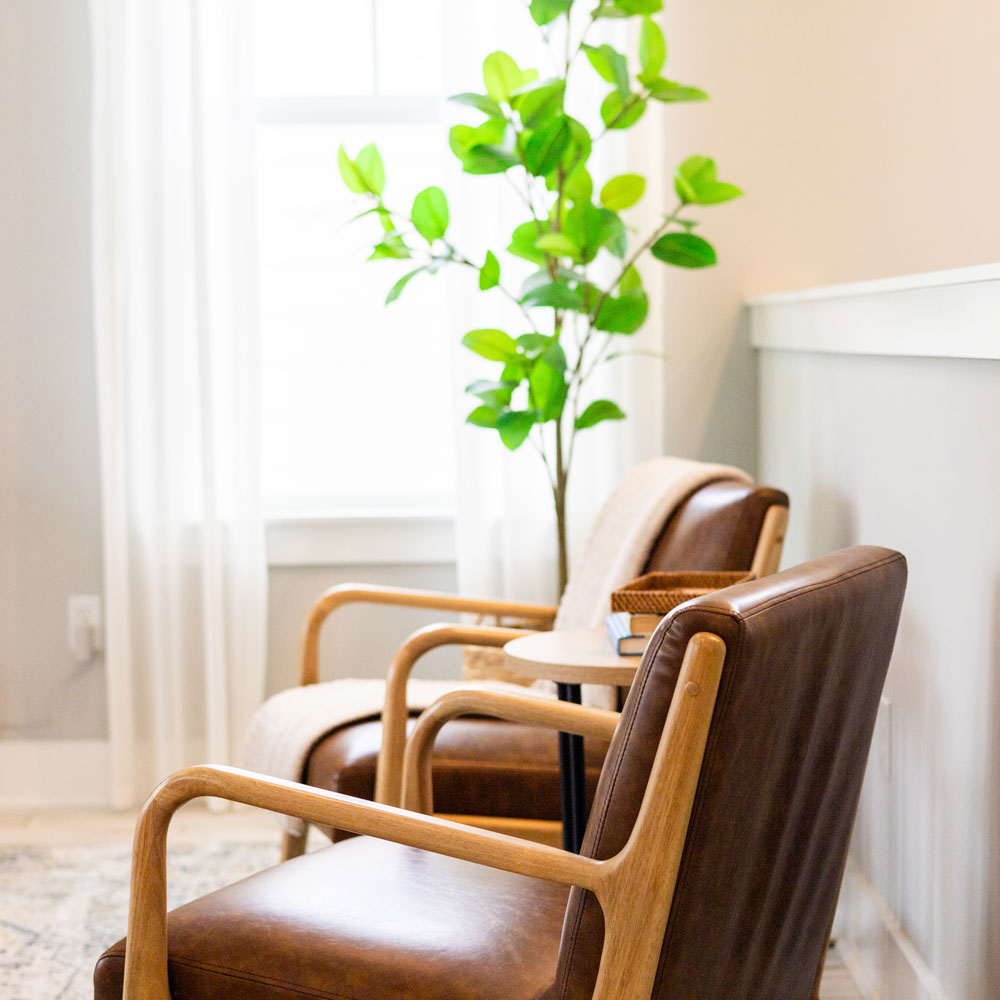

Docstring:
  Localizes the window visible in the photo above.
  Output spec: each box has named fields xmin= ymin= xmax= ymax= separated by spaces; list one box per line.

xmin=253 ymin=0 xmax=457 ymax=517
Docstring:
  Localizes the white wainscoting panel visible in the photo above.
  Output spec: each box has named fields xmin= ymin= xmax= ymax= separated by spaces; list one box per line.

xmin=751 ymin=263 xmax=1000 ymax=1000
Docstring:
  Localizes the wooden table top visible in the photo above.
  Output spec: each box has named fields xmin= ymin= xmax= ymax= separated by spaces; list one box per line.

xmin=503 ymin=627 xmax=641 ymax=686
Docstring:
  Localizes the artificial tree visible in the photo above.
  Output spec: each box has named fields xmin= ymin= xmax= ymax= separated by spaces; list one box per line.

xmin=339 ymin=0 xmax=741 ymax=593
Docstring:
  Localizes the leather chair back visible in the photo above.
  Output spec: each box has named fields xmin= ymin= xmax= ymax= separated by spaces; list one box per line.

xmin=645 ymin=480 xmax=788 ymax=572
xmin=553 ymin=546 xmax=907 ymax=999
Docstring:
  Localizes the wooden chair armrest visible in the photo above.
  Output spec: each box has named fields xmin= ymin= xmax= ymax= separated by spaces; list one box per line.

xmin=377 ymin=623 xmax=535 ymax=804
xmin=299 ymin=584 xmax=557 ymax=685
xmin=401 ymin=690 xmax=621 ymax=813
xmin=123 ymin=631 xmax=726 ymax=1000
xmin=123 ymin=765 xmax=600 ymax=1000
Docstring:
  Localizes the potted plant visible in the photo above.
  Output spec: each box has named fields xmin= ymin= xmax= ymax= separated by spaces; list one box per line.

xmin=338 ymin=0 xmax=741 ymax=593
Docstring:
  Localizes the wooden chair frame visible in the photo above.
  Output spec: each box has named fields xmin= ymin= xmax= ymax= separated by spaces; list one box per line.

xmin=123 ymin=633 xmax=726 ymax=1000
xmin=277 ymin=502 xmax=787 ymax=860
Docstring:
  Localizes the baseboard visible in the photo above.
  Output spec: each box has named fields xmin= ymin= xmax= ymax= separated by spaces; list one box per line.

xmin=836 ymin=858 xmax=950 ymax=1000
xmin=0 ymin=739 xmax=110 ymax=809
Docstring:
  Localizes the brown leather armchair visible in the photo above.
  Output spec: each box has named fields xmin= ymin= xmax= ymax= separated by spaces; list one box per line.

xmin=281 ymin=473 xmax=789 ymax=856
xmin=96 ymin=545 xmax=906 ymax=1000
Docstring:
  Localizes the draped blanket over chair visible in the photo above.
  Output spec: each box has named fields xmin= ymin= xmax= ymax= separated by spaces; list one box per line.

xmin=94 ymin=545 xmax=906 ymax=1000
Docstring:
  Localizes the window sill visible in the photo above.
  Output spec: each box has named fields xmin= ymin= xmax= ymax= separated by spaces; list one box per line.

xmin=265 ymin=512 xmax=456 ymax=568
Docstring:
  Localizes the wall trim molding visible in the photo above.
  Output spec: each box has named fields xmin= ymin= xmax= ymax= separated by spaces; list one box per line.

xmin=747 ymin=261 xmax=1000 ymax=360
xmin=837 ymin=860 xmax=950 ymax=1000
xmin=0 ymin=739 xmax=110 ymax=810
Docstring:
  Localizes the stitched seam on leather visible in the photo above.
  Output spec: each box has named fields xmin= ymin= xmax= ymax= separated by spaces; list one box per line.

xmin=690 ymin=552 xmax=904 ymax=623
xmin=554 ymin=617 xmax=678 ymax=1000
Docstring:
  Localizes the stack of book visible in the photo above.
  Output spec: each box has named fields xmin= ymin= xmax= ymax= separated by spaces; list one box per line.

xmin=605 ymin=611 xmax=665 ymax=656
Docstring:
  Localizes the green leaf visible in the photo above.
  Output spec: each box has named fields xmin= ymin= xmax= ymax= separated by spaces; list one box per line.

xmin=368 ymin=238 xmax=410 ymax=261
xmin=467 ymin=405 xmax=500 ymax=428
xmin=563 ymin=165 xmax=594 ymax=204
xmin=529 ymin=359 xmax=568 ymax=421
xmin=516 ymin=333 xmax=551 ymax=355
xmin=535 ymin=232 xmax=580 ymax=257
xmin=385 ymin=266 xmax=426 ymax=304
xmin=530 ymin=0 xmax=574 ymax=24
xmin=354 ymin=144 xmax=385 ymax=195
xmin=411 ymin=187 xmax=449 ymax=243
xmin=467 ymin=380 xmax=517 ymax=409
xmin=508 ymin=221 xmax=548 ymax=264
xmin=620 ymin=264 xmax=643 ymax=293
xmin=448 ymin=92 xmax=504 ymax=117
xmin=673 ymin=156 xmax=741 ymax=205
xmin=479 ymin=250 xmax=501 ymax=290
xmin=516 ymin=81 xmax=566 ymax=128
xmin=482 ymin=51 xmax=538 ymax=103
xmin=593 ymin=3 xmax=630 ymax=17
xmin=583 ymin=44 xmax=630 ymax=96
xmin=678 ymin=154 xmax=716 ymax=189
xmin=600 ymin=91 xmax=646 ymax=129
xmin=696 ymin=181 xmax=744 ymax=205
xmin=462 ymin=328 xmax=519 ymax=361
xmin=523 ymin=115 xmax=572 ymax=176
xmin=639 ymin=17 xmax=667 ymax=78
xmin=648 ymin=79 xmax=709 ymax=103
xmin=614 ymin=0 xmax=662 ymax=13
xmin=337 ymin=146 xmax=368 ymax=194
xmin=564 ymin=201 xmax=605 ymax=264
xmin=462 ymin=146 xmax=520 ymax=174
xmin=650 ymin=232 xmax=717 ymax=268
xmin=598 ymin=208 xmax=627 ymax=258
xmin=541 ymin=339 xmax=568 ymax=371
xmin=449 ymin=119 xmax=518 ymax=175
xmin=497 ymin=411 xmax=537 ymax=450
xmin=520 ymin=280 xmax=587 ymax=311
xmin=599 ymin=173 xmax=646 ymax=211
xmin=575 ymin=399 xmax=626 ymax=430
xmin=594 ymin=290 xmax=649 ymax=333
xmin=450 ymin=119 xmax=507 ymax=154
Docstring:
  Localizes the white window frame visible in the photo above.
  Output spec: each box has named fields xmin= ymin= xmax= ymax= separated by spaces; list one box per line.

xmin=253 ymin=11 xmax=458 ymax=560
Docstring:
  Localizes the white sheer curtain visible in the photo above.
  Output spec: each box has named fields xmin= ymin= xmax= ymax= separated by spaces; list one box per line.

xmin=447 ymin=8 xmax=666 ymax=606
xmin=90 ymin=0 xmax=267 ymax=807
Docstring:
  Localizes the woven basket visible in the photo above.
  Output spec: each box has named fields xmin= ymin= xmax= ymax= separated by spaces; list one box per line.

xmin=610 ymin=570 xmax=752 ymax=615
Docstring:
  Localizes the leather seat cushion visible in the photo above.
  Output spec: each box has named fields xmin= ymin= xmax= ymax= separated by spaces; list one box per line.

xmin=94 ymin=837 xmax=570 ymax=1000
xmin=306 ymin=717 xmax=609 ymax=827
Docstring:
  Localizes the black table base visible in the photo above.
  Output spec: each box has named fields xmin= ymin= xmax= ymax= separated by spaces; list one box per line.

xmin=556 ymin=681 xmax=588 ymax=853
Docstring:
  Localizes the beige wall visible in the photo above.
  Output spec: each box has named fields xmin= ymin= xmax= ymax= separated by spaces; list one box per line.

xmin=655 ymin=0 xmax=1000 ymax=466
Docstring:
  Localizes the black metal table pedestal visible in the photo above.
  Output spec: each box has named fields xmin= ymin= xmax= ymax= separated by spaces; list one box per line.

xmin=556 ymin=681 xmax=588 ymax=854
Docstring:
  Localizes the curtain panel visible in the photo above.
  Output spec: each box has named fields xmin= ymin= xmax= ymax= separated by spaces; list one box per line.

xmin=90 ymin=0 xmax=267 ymax=806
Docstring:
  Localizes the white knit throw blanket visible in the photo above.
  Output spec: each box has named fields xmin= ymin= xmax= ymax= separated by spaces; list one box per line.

xmin=244 ymin=456 xmax=751 ymax=835
xmin=552 ymin=456 xmax=751 ymax=707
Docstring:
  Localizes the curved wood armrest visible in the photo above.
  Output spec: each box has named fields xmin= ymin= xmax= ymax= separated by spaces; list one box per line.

xmin=401 ymin=690 xmax=621 ymax=813
xmin=376 ymin=623 xmax=535 ymax=804
xmin=122 ymin=631 xmax=726 ymax=1000
xmin=124 ymin=765 xmax=599 ymax=1000
xmin=300 ymin=583 xmax=557 ymax=685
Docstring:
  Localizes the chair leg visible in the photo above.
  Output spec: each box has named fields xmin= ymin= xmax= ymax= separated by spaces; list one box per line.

xmin=281 ymin=827 xmax=308 ymax=861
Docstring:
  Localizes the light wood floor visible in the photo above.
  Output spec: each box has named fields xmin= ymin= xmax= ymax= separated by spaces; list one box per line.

xmin=2 ymin=807 xmax=865 ymax=999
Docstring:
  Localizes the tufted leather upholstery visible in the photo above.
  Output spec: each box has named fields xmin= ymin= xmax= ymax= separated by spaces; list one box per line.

xmin=305 ymin=480 xmax=789 ymax=833
xmin=94 ymin=546 xmax=905 ymax=1000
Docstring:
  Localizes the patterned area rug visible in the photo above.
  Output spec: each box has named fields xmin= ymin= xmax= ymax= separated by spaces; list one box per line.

xmin=0 ymin=839 xmax=277 ymax=1000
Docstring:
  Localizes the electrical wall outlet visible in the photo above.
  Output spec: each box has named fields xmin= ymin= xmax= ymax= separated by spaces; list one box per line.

xmin=67 ymin=595 xmax=104 ymax=663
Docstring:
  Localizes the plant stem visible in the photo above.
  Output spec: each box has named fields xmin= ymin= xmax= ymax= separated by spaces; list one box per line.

xmin=553 ymin=414 xmax=569 ymax=593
